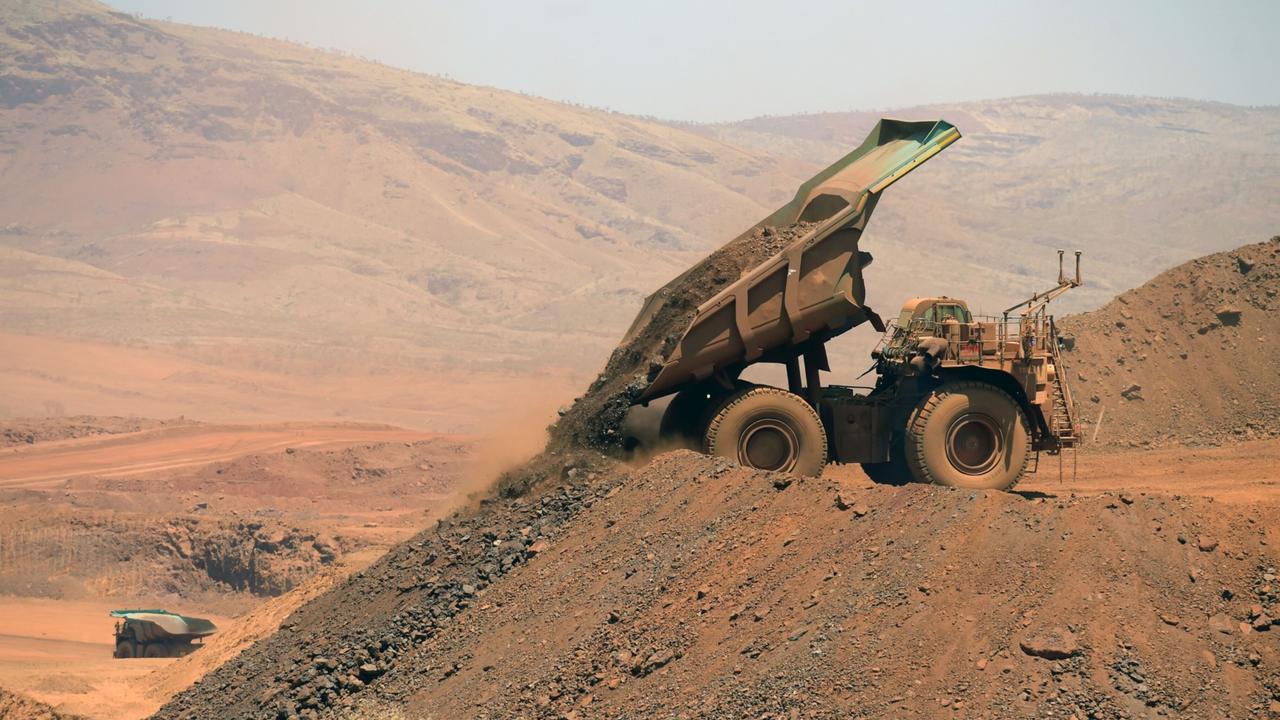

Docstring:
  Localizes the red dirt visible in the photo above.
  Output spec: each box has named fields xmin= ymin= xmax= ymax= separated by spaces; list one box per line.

xmin=0 ymin=416 xmax=187 ymax=449
xmin=154 ymin=440 xmax=1280 ymax=719
xmin=152 ymin=237 xmax=1280 ymax=720
xmin=0 ymin=422 xmax=447 ymax=490
xmin=1060 ymin=236 xmax=1280 ymax=449
xmin=0 ymin=688 xmax=83 ymax=720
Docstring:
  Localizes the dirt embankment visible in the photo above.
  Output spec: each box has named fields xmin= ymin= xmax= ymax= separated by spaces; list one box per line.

xmin=156 ymin=450 xmax=1280 ymax=719
xmin=0 ymin=416 xmax=190 ymax=448
xmin=1060 ymin=236 xmax=1280 ymax=448
xmin=0 ymin=687 xmax=84 ymax=720
xmin=0 ymin=424 xmax=466 ymax=606
xmin=0 ymin=512 xmax=344 ymax=600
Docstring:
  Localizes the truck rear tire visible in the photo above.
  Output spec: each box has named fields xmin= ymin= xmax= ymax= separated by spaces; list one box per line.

xmin=705 ymin=387 xmax=827 ymax=476
xmin=115 ymin=640 xmax=137 ymax=659
xmin=904 ymin=381 xmax=1030 ymax=490
xmin=143 ymin=642 xmax=168 ymax=658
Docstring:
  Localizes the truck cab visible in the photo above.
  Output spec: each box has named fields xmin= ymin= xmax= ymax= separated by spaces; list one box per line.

xmin=897 ymin=297 xmax=971 ymax=327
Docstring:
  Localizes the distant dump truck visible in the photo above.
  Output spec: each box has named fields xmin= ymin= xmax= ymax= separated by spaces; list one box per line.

xmin=111 ymin=609 xmax=216 ymax=658
xmin=623 ymin=119 xmax=1079 ymax=490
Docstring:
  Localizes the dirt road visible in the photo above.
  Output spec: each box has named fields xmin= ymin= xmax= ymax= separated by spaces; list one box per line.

xmin=1020 ymin=439 xmax=1280 ymax=504
xmin=0 ymin=422 xmax=447 ymax=489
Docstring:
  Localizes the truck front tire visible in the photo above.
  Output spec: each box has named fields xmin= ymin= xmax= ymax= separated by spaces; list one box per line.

xmin=904 ymin=381 xmax=1030 ymax=490
xmin=705 ymin=387 xmax=827 ymax=476
xmin=115 ymin=640 xmax=137 ymax=659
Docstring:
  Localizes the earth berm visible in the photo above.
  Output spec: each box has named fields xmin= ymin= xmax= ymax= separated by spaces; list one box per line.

xmin=155 ymin=447 xmax=1279 ymax=719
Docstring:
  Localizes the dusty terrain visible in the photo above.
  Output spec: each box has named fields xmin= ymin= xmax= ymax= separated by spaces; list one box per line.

xmin=1 ymin=3 xmax=1279 ymax=719
xmin=1 ymin=245 xmax=1276 ymax=720
xmin=153 ymin=443 xmax=1280 ymax=720
xmin=0 ymin=688 xmax=82 ymax=720
xmin=150 ymin=240 xmax=1280 ymax=720
xmin=1060 ymin=236 xmax=1280 ymax=449
xmin=0 ymin=416 xmax=184 ymax=449
xmin=0 ymin=597 xmax=224 ymax=720
xmin=0 ymin=420 xmax=470 ymax=602
xmin=0 ymin=419 xmax=483 ymax=719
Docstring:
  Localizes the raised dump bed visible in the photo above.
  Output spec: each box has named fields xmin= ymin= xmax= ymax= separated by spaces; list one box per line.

xmin=629 ymin=118 xmax=960 ymax=403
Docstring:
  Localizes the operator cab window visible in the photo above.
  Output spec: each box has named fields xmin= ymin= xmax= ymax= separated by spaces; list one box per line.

xmin=929 ymin=303 xmax=971 ymax=324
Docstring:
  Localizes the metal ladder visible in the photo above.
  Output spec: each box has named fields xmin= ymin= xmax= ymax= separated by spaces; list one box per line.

xmin=1046 ymin=316 xmax=1078 ymax=448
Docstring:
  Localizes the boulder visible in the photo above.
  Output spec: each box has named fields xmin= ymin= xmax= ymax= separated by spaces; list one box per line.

xmin=1019 ymin=628 xmax=1080 ymax=660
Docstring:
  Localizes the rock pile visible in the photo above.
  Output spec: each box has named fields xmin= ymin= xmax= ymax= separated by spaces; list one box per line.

xmin=1059 ymin=235 xmax=1280 ymax=448
xmin=158 ymin=451 xmax=1280 ymax=719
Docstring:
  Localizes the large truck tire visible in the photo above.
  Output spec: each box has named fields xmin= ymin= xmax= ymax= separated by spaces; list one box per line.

xmin=904 ymin=381 xmax=1030 ymax=490
xmin=705 ymin=386 xmax=827 ymax=476
xmin=143 ymin=642 xmax=168 ymax=658
xmin=115 ymin=640 xmax=137 ymax=659
xmin=860 ymin=432 xmax=911 ymax=485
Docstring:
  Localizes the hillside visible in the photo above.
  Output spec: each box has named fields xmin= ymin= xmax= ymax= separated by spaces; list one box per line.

xmin=0 ymin=0 xmax=806 ymax=425
xmin=2 ymin=1 xmax=1279 ymax=431
xmin=1059 ymin=235 xmax=1280 ymax=448
xmin=155 ymin=449 xmax=1280 ymax=719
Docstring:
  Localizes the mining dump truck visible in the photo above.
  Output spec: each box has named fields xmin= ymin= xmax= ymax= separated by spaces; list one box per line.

xmin=624 ymin=119 xmax=1080 ymax=490
xmin=111 ymin=609 xmax=216 ymax=658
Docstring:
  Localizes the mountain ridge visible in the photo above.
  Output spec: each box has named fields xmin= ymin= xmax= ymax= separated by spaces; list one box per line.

xmin=2 ymin=3 xmax=1277 ymax=429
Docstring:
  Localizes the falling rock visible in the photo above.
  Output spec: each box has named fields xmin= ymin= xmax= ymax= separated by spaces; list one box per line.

xmin=1019 ymin=628 xmax=1080 ymax=660
xmin=526 ymin=540 xmax=550 ymax=556
xmin=850 ymin=502 xmax=870 ymax=517
xmin=1120 ymin=384 xmax=1143 ymax=401
xmin=834 ymin=492 xmax=852 ymax=511
xmin=1197 ymin=536 xmax=1218 ymax=552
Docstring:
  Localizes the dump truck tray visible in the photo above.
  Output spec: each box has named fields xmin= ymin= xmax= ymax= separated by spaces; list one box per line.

xmin=110 ymin=609 xmax=217 ymax=641
xmin=629 ymin=118 xmax=960 ymax=403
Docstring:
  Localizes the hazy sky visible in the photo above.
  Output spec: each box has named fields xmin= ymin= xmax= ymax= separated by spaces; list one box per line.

xmin=107 ymin=0 xmax=1278 ymax=122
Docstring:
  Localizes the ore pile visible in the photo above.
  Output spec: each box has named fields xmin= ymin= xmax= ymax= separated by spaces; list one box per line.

xmin=158 ymin=450 xmax=1280 ymax=719
xmin=1059 ymin=235 xmax=1280 ymax=448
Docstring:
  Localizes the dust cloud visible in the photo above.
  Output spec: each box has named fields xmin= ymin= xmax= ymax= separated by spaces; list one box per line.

xmin=455 ymin=387 xmax=570 ymax=502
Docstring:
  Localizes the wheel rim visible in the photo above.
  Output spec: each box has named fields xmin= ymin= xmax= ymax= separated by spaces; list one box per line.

xmin=945 ymin=413 xmax=1002 ymax=475
xmin=738 ymin=417 xmax=798 ymax=472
